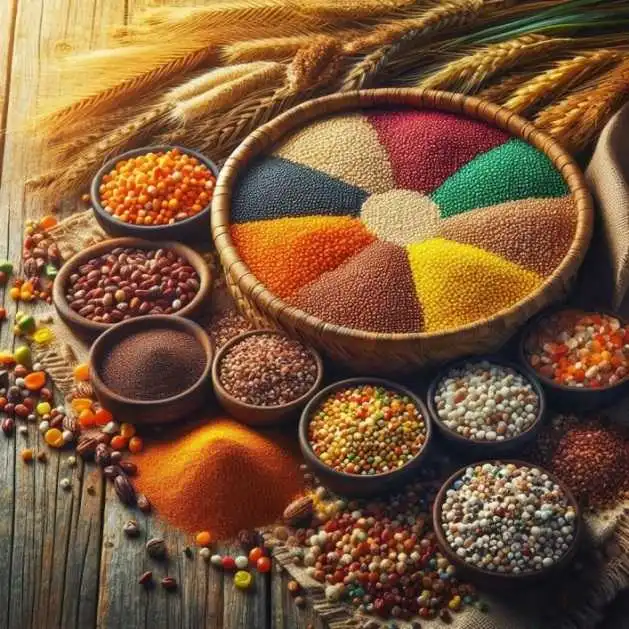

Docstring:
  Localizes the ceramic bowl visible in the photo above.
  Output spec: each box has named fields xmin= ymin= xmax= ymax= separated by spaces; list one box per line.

xmin=211 ymin=329 xmax=324 ymax=425
xmin=432 ymin=460 xmax=582 ymax=588
xmin=426 ymin=356 xmax=546 ymax=458
xmin=90 ymin=315 xmax=213 ymax=425
xmin=90 ymin=145 xmax=219 ymax=243
xmin=298 ymin=378 xmax=433 ymax=497
xmin=518 ymin=307 xmax=629 ymax=412
xmin=52 ymin=237 xmax=211 ymax=340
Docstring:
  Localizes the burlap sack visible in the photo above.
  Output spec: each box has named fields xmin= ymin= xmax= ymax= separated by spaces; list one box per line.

xmin=39 ymin=211 xmax=629 ymax=629
xmin=586 ymin=102 xmax=629 ymax=315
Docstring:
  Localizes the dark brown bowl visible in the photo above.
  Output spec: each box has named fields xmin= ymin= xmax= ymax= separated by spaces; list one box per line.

xmin=433 ymin=460 xmax=582 ymax=588
xmin=518 ymin=307 xmax=629 ymax=412
xmin=90 ymin=145 xmax=219 ymax=243
xmin=52 ymin=237 xmax=212 ymax=340
xmin=426 ymin=356 xmax=546 ymax=458
xmin=212 ymin=329 xmax=323 ymax=425
xmin=298 ymin=378 xmax=433 ymax=497
xmin=89 ymin=315 xmax=213 ymax=425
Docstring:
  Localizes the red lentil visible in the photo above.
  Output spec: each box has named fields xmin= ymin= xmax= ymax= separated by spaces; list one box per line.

xmin=99 ymin=148 xmax=216 ymax=226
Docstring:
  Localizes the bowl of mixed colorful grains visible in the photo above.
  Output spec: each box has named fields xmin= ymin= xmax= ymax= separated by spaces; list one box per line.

xmin=433 ymin=461 xmax=581 ymax=587
xmin=427 ymin=357 xmax=545 ymax=456
xmin=52 ymin=237 xmax=211 ymax=339
xmin=520 ymin=308 xmax=629 ymax=410
xmin=91 ymin=145 xmax=218 ymax=242
xmin=299 ymin=378 xmax=432 ymax=497
xmin=212 ymin=329 xmax=323 ymax=425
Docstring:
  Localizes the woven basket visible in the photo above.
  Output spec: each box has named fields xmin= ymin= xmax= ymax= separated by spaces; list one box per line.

xmin=211 ymin=89 xmax=593 ymax=374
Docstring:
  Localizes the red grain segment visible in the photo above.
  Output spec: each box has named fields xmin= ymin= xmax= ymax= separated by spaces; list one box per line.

xmin=290 ymin=241 xmax=423 ymax=333
xmin=367 ymin=109 xmax=509 ymax=193
xmin=438 ymin=195 xmax=577 ymax=276
xmin=230 ymin=215 xmax=376 ymax=299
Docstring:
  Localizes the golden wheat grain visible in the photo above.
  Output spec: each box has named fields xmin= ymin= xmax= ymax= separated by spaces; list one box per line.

xmin=504 ymin=49 xmax=624 ymax=114
xmin=171 ymin=63 xmax=286 ymax=125
xmin=419 ymin=34 xmax=573 ymax=93
xmin=288 ymin=36 xmax=344 ymax=92
xmin=536 ymin=57 xmax=629 ymax=152
xmin=476 ymin=72 xmax=533 ymax=104
xmin=341 ymin=0 xmax=487 ymax=90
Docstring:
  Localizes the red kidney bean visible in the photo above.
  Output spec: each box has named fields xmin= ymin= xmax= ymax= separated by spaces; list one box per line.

xmin=65 ymin=247 xmax=200 ymax=324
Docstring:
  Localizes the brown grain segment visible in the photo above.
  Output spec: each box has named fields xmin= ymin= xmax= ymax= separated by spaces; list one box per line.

xmin=211 ymin=88 xmax=593 ymax=374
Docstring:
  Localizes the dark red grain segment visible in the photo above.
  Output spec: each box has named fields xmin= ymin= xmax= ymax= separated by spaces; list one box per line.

xmin=101 ymin=329 xmax=206 ymax=400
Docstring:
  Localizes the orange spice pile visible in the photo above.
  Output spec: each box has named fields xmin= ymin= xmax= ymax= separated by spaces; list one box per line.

xmin=133 ymin=417 xmax=304 ymax=539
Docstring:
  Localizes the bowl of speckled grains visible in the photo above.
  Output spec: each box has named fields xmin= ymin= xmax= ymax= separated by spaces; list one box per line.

xmin=212 ymin=89 xmax=592 ymax=374
xmin=211 ymin=329 xmax=323 ymax=425
xmin=427 ymin=357 xmax=546 ymax=457
xmin=433 ymin=461 xmax=581 ymax=587
xmin=298 ymin=378 xmax=432 ymax=497
xmin=519 ymin=308 xmax=629 ymax=411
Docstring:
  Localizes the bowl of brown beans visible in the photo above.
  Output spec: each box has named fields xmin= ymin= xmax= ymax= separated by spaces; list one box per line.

xmin=90 ymin=145 xmax=218 ymax=242
xmin=211 ymin=329 xmax=324 ymax=425
xmin=52 ymin=237 xmax=212 ymax=339
xmin=90 ymin=315 xmax=214 ymax=424
xmin=298 ymin=378 xmax=432 ymax=497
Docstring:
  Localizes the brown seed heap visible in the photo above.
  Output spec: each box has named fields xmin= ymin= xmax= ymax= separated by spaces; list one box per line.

xmin=65 ymin=246 xmax=200 ymax=323
xmin=218 ymin=333 xmax=318 ymax=406
xmin=533 ymin=415 xmax=629 ymax=509
xmin=101 ymin=329 xmax=206 ymax=400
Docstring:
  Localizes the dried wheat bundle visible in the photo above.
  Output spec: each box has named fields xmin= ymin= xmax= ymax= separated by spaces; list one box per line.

xmin=418 ymin=34 xmax=574 ymax=92
xmin=504 ymin=49 xmax=625 ymax=114
xmin=536 ymin=56 xmax=629 ymax=152
xmin=170 ymin=63 xmax=286 ymax=125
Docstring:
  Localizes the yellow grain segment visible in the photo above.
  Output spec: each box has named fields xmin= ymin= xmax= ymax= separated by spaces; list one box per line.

xmin=407 ymin=238 xmax=542 ymax=333
xmin=272 ymin=113 xmax=395 ymax=194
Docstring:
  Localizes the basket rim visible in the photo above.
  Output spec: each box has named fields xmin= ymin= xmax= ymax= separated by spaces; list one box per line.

xmin=211 ymin=88 xmax=593 ymax=343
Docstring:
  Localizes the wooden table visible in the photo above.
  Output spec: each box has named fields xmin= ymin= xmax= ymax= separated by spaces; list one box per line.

xmin=0 ymin=2 xmax=312 ymax=627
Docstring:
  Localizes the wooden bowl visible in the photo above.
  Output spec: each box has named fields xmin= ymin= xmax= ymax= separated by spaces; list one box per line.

xmin=211 ymin=329 xmax=323 ymax=425
xmin=298 ymin=378 xmax=433 ymax=497
xmin=426 ymin=356 xmax=546 ymax=458
xmin=52 ymin=237 xmax=212 ymax=340
xmin=91 ymin=145 xmax=219 ymax=243
xmin=432 ymin=460 xmax=582 ymax=588
xmin=211 ymin=88 xmax=593 ymax=375
xmin=89 ymin=315 xmax=213 ymax=425
xmin=518 ymin=307 xmax=629 ymax=412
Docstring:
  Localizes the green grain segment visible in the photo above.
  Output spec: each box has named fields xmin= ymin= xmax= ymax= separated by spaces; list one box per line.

xmin=432 ymin=139 xmax=569 ymax=219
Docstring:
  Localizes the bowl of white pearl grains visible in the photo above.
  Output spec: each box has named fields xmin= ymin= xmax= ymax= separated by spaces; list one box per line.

xmin=427 ymin=357 xmax=546 ymax=456
xmin=433 ymin=461 xmax=581 ymax=586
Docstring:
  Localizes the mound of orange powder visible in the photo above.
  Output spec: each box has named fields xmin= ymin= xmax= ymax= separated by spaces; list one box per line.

xmin=134 ymin=418 xmax=304 ymax=539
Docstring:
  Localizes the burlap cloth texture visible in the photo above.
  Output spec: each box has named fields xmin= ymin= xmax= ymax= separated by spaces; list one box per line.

xmin=36 ymin=209 xmax=629 ymax=629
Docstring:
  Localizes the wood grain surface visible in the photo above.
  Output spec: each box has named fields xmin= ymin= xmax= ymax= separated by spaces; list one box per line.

xmin=0 ymin=2 xmax=315 ymax=628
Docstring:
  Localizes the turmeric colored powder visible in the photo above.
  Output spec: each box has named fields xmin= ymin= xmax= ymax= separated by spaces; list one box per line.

xmin=133 ymin=418 xmax=303 ymax=539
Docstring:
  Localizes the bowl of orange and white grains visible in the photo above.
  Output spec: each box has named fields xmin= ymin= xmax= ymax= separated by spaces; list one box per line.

xmin=520 ymin=308 xmax=629 ymax=411
xmin=298 ymin=378 xmax=432 ymax=497
xmin=91 ymin=145 xmax=218 ymax=242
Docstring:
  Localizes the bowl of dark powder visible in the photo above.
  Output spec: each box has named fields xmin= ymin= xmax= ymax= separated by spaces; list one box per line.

xmin=90 ymin=315 xmax=213 ymax=424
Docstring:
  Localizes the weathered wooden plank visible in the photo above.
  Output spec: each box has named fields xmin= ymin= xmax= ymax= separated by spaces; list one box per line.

xmin=0 ymin=0 xmax=126 ymax=627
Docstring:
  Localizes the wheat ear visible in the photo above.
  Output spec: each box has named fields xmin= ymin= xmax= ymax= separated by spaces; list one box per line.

xmin=223 ymin=36 xmax=317 ymax=63
xmin=287 ymin=36 xmax=344 ymax=92
xmin=476 ymin=72 xmax=534 ymax=104
xmin=418 ymin=34 xmax=573 ymax=93
xmin=170 ymin=63 xmax=286 ymax=125
xmin=341 ymin=0 xmax=487 ymax=91
xmin=536 ymin=56 xmax=629 ymax=152
xmin=504 ymin=49 xmax=625 ymax=114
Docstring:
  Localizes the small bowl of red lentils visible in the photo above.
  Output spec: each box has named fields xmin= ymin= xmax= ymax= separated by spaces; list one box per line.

xmin=298 ymin=378 xmax=432 ymax=497
xmin=91 ymin=145 xmax=218 ymax=242
xmin=519 ymin=307 xmax=629 ymax=411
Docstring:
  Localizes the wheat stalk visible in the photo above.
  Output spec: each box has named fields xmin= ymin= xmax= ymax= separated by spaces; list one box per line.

xmin=341 ymin=0 xmax=488 ymax=91
xmin=298 ymin=0 xmax=418 ymax=19
xmin=536 ymin=56 xmax=629 ymax=152
xmin=476 ymin=72 xmax=534 ymax=103
xmin=223 ymin=36 xmax=317 ymax=63
xmin=287 ymin=36 xmax=344 ymax=92
xmin=503 ymin=49 xmax=625 ymax=114
xmin=170 ymin=63 xmax=286 ymax=125
xmin=418 ymin=34 xmax=574 ymax=93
